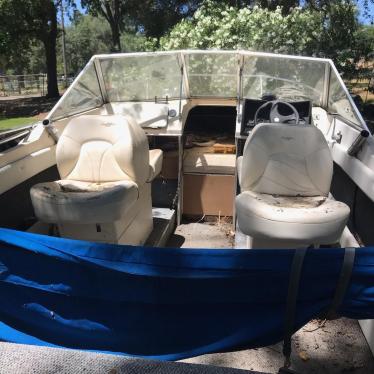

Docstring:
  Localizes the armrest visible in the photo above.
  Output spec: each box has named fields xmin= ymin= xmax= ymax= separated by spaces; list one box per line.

xmin=147 ymin=149 xmax=163 ymax=182
xmin=236 ymin=156 xmax=243 ymax=188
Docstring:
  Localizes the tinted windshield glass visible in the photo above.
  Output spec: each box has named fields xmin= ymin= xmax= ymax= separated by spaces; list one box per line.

xmin=185 ymin=53 xmax=238 ymax=97
xmin=50 ymin=61 xmax=103 ymax=120
xmin=242 ymin=55 xmax=326 ymax=106
xmin=100 ymin=54 xmax=182 ymax=101
xmin=48 ymin=51 xmax=365 ymax=130
xmin=328 ymin=68 xmax=361 ymax=127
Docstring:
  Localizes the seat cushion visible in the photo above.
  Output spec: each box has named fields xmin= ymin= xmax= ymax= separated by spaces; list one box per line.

xmin=57 ymin=115 xmax=150 ymax=186
xmin=240 ymin=123 xmax=333 ymax=196
xmin=31 ymin=180 xmax=138 ymax=224
xmin=236 ymin=191 xmax=350 ymax=244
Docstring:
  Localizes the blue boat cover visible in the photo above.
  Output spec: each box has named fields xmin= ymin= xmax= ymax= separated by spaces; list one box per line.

xmin=0 ymin=228 xmax=373 ymax=360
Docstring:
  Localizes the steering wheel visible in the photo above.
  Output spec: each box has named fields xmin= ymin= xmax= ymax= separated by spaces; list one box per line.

xmin=253 ymin=100 xmax=300 ymax=126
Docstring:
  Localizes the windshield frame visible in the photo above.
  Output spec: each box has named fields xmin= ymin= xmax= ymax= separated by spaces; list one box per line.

xmin=46 ymin=50 xmax=369 ymax=132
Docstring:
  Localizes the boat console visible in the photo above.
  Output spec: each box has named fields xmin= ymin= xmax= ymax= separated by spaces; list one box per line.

xmin=240 ymin=98 xmax=312 ymax=136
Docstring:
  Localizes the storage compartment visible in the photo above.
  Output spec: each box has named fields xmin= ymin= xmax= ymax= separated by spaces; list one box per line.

xmin=184 ymin=107 xmax=236 ymax=171
xmin=183 ymin=174 xmax=235 ymax=216
xmin=182 ymin=106 xmax=237 ymax=217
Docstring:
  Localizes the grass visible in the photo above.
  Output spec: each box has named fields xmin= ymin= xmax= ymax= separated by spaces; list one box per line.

xmin=0 ymin=116 xmax=37 ymax=131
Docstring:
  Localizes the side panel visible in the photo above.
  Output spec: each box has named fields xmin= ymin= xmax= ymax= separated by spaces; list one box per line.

xmin=0 ymin=147 xmax=56 ymax=195
xmin=327 ymin=116 xmax=374 ymax=356
xmin=0 ymin=166 xmax=59 ymax=230
xmin=331 ymin=162 xmax=374 ymax=245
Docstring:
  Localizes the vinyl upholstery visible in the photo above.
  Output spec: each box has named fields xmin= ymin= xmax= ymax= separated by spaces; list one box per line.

xmin=236 ymin=123 xmax=350 ymax=244
xmin=31 ymin=115 xmax=162 ymax=224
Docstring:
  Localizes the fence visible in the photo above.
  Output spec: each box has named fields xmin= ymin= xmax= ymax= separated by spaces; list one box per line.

xmin=0 ymin=74 xmax=73 ymax=97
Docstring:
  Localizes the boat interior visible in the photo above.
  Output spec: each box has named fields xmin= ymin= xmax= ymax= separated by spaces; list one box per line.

xmin=1 ymin=49 xmax=374 ymax=359
xmin=0 ymin=50 xmax=372 ymax=253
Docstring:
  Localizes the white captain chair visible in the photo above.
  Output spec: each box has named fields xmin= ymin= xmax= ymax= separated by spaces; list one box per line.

xmin=30 ymin=114 xmax=163 ymax=245
xmin=236 ymin=119 xmax=350 ymax=249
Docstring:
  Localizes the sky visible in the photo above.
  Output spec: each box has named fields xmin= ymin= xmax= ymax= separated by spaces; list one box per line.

xmin=358 ymin=0 xmax=374 ymax=23
xmin=71 ymin=1 xmax=373 ymax=25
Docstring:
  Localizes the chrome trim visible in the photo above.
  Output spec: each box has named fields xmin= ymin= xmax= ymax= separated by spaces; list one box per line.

xmin=0 ymin=125 xmax=33 ymax=146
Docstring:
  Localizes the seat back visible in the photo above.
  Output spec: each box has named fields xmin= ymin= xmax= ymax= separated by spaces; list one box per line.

xmin=56 ymin=115 xmax=149 ymax=185
xmin=240 ymin=123 xmax=333 ymax=197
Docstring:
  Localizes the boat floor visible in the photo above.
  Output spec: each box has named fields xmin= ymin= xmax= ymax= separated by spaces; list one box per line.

xmin=167 ymin=221 xmax=374 ymax=373
xmin=167 ymin=219 xmax=234 ymax=249
xmin=183 ymin=317 xmax=374 ymax=374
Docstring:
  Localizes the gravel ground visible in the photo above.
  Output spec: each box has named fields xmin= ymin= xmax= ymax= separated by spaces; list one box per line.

xmin=183 ymin=318 xmax=374 ymax=374
xmin=168 ymin=222 xmax=374 ymax=373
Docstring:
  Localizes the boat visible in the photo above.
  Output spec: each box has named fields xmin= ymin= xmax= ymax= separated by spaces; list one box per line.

xmin=0 ymin=50 xmax=374 ymax=373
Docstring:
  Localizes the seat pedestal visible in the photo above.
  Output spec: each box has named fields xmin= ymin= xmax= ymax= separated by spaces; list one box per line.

xmin=58 ymin=184 xmax=153 ymax=245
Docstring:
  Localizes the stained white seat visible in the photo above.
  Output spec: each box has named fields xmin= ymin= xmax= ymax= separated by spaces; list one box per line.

xmin=235 ymin=123 xmax=350 ymax=246
xmin=31 ymin=114 xmax=163 ymax=245
xmin=31 ymin=180 xmax=139 ymax=224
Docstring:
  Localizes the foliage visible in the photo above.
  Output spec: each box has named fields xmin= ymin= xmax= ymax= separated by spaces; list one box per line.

xmin=0 ymin=0 xmax=62 ymax=97
xmin=2 ymin=12 xmax=155 ymax=76
xmin=63 ymin=13 xmax=154 ymax=72
xmin=1 ymin=0 xmax=372 ymax=84
xmin=129 ymin=1 xmax=203 ymax=38
xmin=63 ymin=13 xmax=155 ymax=73
xmin=160 ymin=0 xmax=373 ymax=75
xmin=64 ymin=14 xmax=112 ymax=72
xmin=160 ymin=1 xmax=324 ymax=55
xmin=81 ymin=0 xmax=128 ymax=52
xmin=344 ymin=25 xmax=374 ymax=80
xmin=255 ymin=0 xmax=299 ymax=14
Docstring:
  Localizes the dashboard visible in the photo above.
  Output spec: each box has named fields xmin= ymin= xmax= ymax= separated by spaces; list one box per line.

xmin=240 ymin=98 xmax=312 ymax=136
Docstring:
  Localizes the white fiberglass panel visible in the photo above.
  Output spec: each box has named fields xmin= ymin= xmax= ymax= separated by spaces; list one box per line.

xmin=49 ymin=61 xmax=103 ymax=120
xmin=242 ymin=56 xmax=326 ymax=106
xmin=185 ymin=53 xmax=238 ymax=97
xmin=99 ymin=54 xmax=182 ymax=101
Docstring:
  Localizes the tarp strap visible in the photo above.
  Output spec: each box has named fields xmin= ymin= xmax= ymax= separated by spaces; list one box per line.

xmin=282 ymin=248 xmax=307 ymax=368
xmin=326 ymin=247 xmax=356 ymax=320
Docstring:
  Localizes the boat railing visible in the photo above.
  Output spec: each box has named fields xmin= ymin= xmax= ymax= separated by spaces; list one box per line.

xmin=0 ymin=124 xmax=34 ymax=152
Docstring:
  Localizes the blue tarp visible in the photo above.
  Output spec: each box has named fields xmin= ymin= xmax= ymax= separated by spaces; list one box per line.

xmin=0 ymin=228 xmax=373 ymax=360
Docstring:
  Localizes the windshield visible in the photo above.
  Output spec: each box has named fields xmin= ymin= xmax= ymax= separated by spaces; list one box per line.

xmin=185 ymin=52 xmax=238 ymax=97
xmin=99 ymin=53 xmax=183 ymax=102
xmin=242 ymin=55 xmax=326 ymax=106
xmin=48 ymin=61 xmax=103 ymax=120
xmin=48 ymin=50 xmax=367 ymax=130
xmin=328 ymin=67 xmax=363 ymax=127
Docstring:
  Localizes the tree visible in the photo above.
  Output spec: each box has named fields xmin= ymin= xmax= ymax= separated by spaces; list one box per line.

xmin=81 ymin=0 xmax=127 ymax=52
xmin=0 ymin=1 xmax=33 ymax=75
xmin=160 ymin=0 xmax=370 ymax=74
xmin=65 ymin=13 xmax=112 ymax=72
xmin=62 ymin=12 xmax=152 ymax=73
xmin=255 ymin=0 xmax=299 ymax=14
xmin=129 ymin=1 xmax=203 ymax=38
xmin=160 ymin=0 xmax=324 ymax=54
xmin=0 ymin=0 xmax=62 ymax=98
